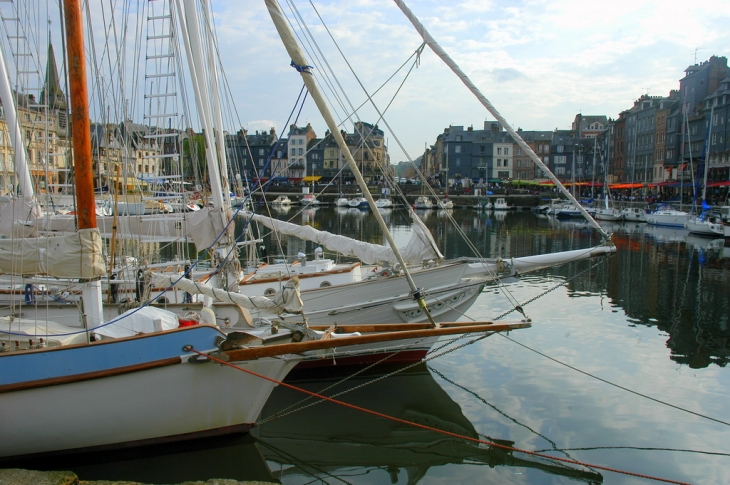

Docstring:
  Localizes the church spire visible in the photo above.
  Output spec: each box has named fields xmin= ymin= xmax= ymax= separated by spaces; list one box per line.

xmin=40 ymin=42 xmax=66 ymax=111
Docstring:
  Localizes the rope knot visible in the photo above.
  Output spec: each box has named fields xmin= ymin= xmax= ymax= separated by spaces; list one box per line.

xmin=290 ymin=60 xmax=313 ymax=73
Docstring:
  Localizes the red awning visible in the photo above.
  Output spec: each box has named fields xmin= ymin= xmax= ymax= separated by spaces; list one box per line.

xmin=707 ymin=181 xmax=730 ymax=187
xmin=609 ymin=182 xmax=644 ymax=190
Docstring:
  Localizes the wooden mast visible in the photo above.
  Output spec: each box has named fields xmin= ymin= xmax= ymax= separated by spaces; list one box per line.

xmin=63 ymin=0 xmax=96 ymax=230
xmin=63 ymin=0 xmax=104 ymax=331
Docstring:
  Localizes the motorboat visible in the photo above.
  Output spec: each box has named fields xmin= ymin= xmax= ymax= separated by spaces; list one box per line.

xmin=414 ymin=196 xmax=433 ymax=209
xmin=492 ymin=197 xmax=510 ymax=210
xmin=348 ymin=196 xmax=369 ymax=208
xmin=300 ymin=194 xmax=320 ymax=206
xmin=270 ymin=195 xmax=292 ymax=206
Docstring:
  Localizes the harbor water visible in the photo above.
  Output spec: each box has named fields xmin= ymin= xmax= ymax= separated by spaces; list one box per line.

xmin=8 ymin=207 xmax=730 ymax=484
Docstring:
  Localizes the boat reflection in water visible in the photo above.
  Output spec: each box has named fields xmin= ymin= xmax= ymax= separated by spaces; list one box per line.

xmin=254 ymin=364 xmax=603 ymax=484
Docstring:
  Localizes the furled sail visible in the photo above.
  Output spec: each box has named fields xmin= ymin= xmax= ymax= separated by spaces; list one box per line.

xmin=35 ymin=207 xmax=227 ymax=251
xmin=243 ymin=210 xmax=443 ymax=266
xmin=152 ymin=274 xmax=303 ymax=314
xmin=0 ymin=228 xmax=105 ymax=278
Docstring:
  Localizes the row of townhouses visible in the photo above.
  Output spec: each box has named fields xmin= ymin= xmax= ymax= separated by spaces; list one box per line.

xmin=421 ymin=55 xmax=730 ymax=188
xmin=2 ymin=48 xmax=728 ymax=194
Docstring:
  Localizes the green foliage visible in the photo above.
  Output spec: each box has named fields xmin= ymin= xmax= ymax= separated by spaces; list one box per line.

xmin=182 ymin=135 xmax=206 ymax=180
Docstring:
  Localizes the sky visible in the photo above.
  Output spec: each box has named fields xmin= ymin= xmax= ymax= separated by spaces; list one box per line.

xmin=4 ymin=0 xmax=728 ymax=166
xmin=207 ymin=0 xmax=730 ymax=164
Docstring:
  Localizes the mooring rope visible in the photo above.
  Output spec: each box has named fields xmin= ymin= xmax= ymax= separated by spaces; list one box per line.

xmin=187 ymin=347 xmax=691 ymax=485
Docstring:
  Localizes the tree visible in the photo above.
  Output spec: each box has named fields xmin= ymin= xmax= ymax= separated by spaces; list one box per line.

xmin=182 ymin=135 xmax=206 ymax=184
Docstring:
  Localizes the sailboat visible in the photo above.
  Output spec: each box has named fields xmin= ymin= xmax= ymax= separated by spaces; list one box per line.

xmin=414 ymin=195 xmax=433 ymax=209
xmin=0 ymin=0 xmax=528 ymax=460
xmin=685 ymin=105 xmax=724 ymax=236
xmin=0 ymin=0 xmax=305 ymax=458
xmin=594 ymin=138 xmax=622 ymax=221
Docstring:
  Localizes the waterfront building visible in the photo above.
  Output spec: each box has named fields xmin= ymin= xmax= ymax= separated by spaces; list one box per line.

xmin=572 ymin=114 xmax=607 ymax=139
xmin=225 ymin=127 xmax=279 ymax=183
xmin=702 ymin=77 xmax=730 ymax=184
xmin=513 ymin=130 xmax=551 ymax=180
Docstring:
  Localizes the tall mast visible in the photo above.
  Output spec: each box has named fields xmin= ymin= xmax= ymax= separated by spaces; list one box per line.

xmin=0 ymin=46 xmax=34 ymax=199
xmin=64 ymin=0 xmax=95 ymax=230
xmin=393 ymin=0 xmax=610 ymax=241
xmin=265 ymin=0 xmax=436 ymax=326
xmin=64 ymin=0 xmax=103 ymax=329
xmin=701 ymin=105 xmax=714 ymax=204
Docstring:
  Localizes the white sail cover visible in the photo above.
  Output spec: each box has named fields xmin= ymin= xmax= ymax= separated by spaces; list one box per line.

xmin=152 ymin=274 xmax=303 ymax=314
xmin=0 ymin=196 xmax=40 ymax=238
xmin=0 ymin=228 xmax=105 ymax=278
xmin=243 ymin=211 xmax=443 ymax=265
xmin=35 ymin=206 xmax=225 ymax=251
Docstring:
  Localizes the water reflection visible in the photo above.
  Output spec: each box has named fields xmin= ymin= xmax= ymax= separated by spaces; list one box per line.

xmin=254 ymin=365 xmax=603 ymax=484
xmin=598 ymin=221 xmax=730 ymax=368
xmin=254 ymin=208 xmax=730 ymax=369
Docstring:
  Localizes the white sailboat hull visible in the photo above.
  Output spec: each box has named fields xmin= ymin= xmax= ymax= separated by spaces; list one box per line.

xmin=0 ymin=325 xmax=296 ymax=458
xmin=259 ymin=245 xmax=615 ymax=327
xmin=621 ymin=208 xmax=647 ymax=222
xmin=686 ymin=217 xmax=725 ymax=237
xmin=595 ymin=208 xmax=622 ymax=221
xmin=646 ymin=210 xmax=689 ymax=228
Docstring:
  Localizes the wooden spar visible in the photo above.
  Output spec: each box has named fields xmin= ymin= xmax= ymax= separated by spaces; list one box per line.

xmin=221 ymin=321 xmax=531 ymax=361
xmin=64 ymin=0 xmax=96 ymax=231
xmin=306 ymin=321 xmax=508 ymax=332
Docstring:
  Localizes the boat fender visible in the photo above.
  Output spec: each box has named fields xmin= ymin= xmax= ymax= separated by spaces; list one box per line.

xmin=200 ymin=307 xmax=216 ymax=326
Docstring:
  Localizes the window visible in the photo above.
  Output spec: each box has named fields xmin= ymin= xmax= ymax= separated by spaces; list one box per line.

xmin=557 ymin=145 xmax=564 ymax=153
xmin=712 ymin=133 xmax=717 ymax=145
xmin=298 ymin=148 xmax=303 ymax=155
xmin=480 ymin=145 xmax=486 ymax=153
xmin=455 ymin=158 xmax=461 ymax=166
xmin=516 ymin=147 xmax=522 ymax=155
xmin=259 ymin=159 xmax=265 ymax=167
xmin=259 ymin=148 xmax=265 ymax=155
xmin=455 ymin=135 xmax=462 ymax=141
xmin=455 ymin=145 xmax=461 ymax=153
xmin=497 ymin=159 xmax=502 ymax=167
xmin=556 ymin=167 xmax=565 ymax=175
xmin=497 ymin=147 xmax=502 ymax=155
xmin=516 ymin=160 xmax=522 ymax=167
xmin=525 ymin=159 xmax=531 ymax=167
xmin=504 ymin=147 xmax=509 ymax=155
xmin=291 ymin=148 xmax=296 ymax=156
xmin=504 ymin=159 xmax=509 ymax=167
xmin=555 ymin=155 xmax=567 ymax=164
